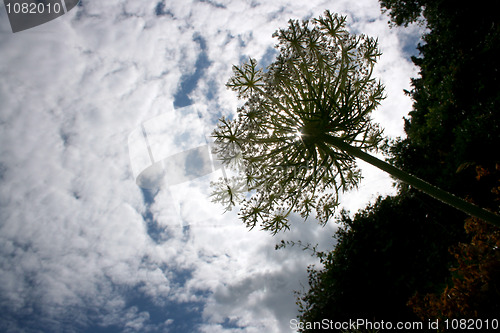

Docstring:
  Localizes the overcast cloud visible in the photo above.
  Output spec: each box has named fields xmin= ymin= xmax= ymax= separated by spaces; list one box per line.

xmin=0 ymin=1 xmax=422 ymax=332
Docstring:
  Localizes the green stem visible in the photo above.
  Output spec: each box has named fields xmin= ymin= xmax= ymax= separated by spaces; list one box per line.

xmin=323 ymin=135 xmax=500 ymax=228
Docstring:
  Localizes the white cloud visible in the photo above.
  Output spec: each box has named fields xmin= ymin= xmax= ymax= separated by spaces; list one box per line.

xmin=0 ymin=0 xmax=420 ymax=331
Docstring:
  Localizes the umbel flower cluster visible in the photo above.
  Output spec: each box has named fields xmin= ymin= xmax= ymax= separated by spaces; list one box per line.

xmin=211 ymin=11 xmax=385 ymax=234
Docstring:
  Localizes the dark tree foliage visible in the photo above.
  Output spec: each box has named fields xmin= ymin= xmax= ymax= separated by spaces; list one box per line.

xmin=409 ymin=166 xmax=500 ymax=326
xmin=379 ymin=0 xmax=426 ymax=27
xmin=296 ymin=193 xmax=461 ymax=331
xmin=384 ymin=0 xmax=500 ymax=206
xmin=296 ymin=1 xmax=500 ymax=330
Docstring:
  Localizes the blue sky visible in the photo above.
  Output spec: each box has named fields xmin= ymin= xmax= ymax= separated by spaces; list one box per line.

xmin=0 ymin=1 xmax=423 ymax=332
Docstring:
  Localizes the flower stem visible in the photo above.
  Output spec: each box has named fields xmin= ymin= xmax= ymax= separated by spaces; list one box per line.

xmin=323 ymin=135 xmax=500 ymax=228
